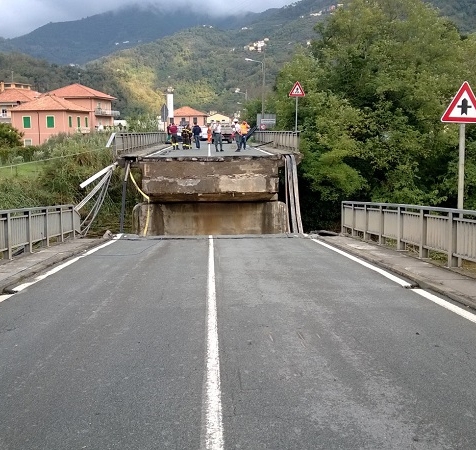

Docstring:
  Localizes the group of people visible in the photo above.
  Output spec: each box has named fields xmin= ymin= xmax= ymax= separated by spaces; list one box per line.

xmin=167 ymin=118 xmax=250 ymax=152
xmin=167 ymin=122 xmax=202 ymax=150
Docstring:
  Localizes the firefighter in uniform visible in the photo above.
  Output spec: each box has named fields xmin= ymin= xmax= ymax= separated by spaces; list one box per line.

xmin=181 ymin=123 xmax=192 ymax=149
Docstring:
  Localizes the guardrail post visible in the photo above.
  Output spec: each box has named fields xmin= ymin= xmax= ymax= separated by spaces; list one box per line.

xmin=419 ymin=209 xmax=429 ymax=259
xmin=396 ymin=206 xmax=404 ymax=250
xmin=447 ymin=211 xmax=458 ymax=268
xmin=3 ymin=212 xmax=12 ymax=260
xmin=379 ymin=205 xmax=384 ymax=245
xmin=351 ymin=203 xmax=357 ymax=237
xmin=44 ymin=207 xmax=50 ymax=248
xmin=59 ymin=207 xmax=64 ymax=242
xmin=341 ymin=202 xmax=345 ymax=235
xmin=363 ymin=204 xmax=368 ymax=241
xmin=27 ymin=209 xmax=33 ymax=253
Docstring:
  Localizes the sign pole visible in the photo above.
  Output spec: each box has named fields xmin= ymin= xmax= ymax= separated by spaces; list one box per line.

xmin=458 ymin=123 xmax=465 ymax=210
xmin=289 ymin=81 xmax=305 ymax=133
xmin=295 ymin=97 xmax=298 ymax=133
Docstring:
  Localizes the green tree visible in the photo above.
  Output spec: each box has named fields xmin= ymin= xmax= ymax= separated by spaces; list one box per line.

xmin=126 ymin=114 xmax=159 ymax=132
xmin=0 ymin=123 xmax=23 ymax=148
xmin=273 ymin=0 xmax=476 ymax=229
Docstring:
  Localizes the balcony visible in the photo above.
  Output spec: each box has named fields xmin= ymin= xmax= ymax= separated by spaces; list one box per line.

xmin=95 ymin=108 xmax=120 ymax=117
xmin=0 ymin=112 xmax=11 ymax=123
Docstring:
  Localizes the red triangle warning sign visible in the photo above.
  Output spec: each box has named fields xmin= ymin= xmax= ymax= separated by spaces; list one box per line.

xmin=289 ymin=81 xmax=305 ymax=97
xmin=441 ymin=81 xmax=476 ymax=123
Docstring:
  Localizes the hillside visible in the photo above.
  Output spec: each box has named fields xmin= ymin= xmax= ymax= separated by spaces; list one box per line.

xmin=0 ymin=5 xmax=254 ymax=65
xmin=1 ymin=0 xmax=475 ymax=119
xmin=0 ymin=0 xmax=332 ymax=65
xmin=423 ymin=0 xmax=476 ymax=31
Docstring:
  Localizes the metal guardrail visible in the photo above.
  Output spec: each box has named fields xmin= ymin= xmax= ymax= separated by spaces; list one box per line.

xmin=342 ymin=202 xmax=476 ymax=267
xmin=106 ymin=131 xmax=300 ymax=159
xmin=0 ymin=205 xmax=81 ymax=260
xmin=253 ymin=131 xmax=300 ymax=152
xmin=107 ymin=132 xmax=168 ymax=159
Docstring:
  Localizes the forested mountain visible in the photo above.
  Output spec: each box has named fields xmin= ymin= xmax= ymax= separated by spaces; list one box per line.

xmin=0 ymin=0 xmax=331 ymax=65
xmin=423 ymin=0 xmax=476 ymax=32
xmin=2 ymin=0 xmax=476 ymax=230
xmin=0 ymin=0 xmax=473 ymax=66
xmin=0 ymin=0 xmax=475 ymax=119
xmin=0 ymin=0 xmax=335 ymax=117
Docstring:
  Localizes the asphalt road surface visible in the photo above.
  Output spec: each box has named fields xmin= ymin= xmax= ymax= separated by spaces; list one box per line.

xmin=1 ymin=235 xmax=476 ymax=449
xmin=147 ymin=140 xmax=273 ymax=159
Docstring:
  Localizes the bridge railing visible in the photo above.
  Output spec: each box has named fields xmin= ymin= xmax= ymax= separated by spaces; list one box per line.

xmin=253 ymin=131 xmax=300 ymax=152
xmin=342 ymin=201 xmax=476 ymax=267
xmin=106 ymin=131 xmax=299 ymax=157
xmin=107 ymin=132 xmax=167 ymax=159
xmin=0 ymin=205 xmax=80 ymax=260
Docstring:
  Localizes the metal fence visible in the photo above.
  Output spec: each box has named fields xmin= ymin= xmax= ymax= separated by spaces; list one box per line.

xmin=342 ymin=202 xmax=476 ymax=267
xmin=253 ymin=131 xmax=300 ymax=152
xmin=107 ymin=132 xmax=167 ymax=159
xmin=0 ymin=205 xmax=81 ymax=260
xmin=106 ymin=131 xmax=300 ymax=158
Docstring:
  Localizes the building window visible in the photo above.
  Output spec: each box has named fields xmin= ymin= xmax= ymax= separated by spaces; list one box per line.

xmin=23 ymin=116 xmax=31 ymax=128
xmin=68 ymin=116 xmax=73 ymax=127
xmin=24 ymin=139 xmax=33 ymax=146
xmin=46 ymin=116 xmax=55 ymax=128
xmin=85 ymin=116 xmax=88 ymax=128
xmin=77 ymin=116 xmax=81 ymax=128
xmin=193 ymin=117 xmax=197 ymax=124
xmin=1 ymin=108 xmax=7 ymax=118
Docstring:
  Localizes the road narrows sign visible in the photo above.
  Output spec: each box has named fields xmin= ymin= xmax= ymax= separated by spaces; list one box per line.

xmin=441 ymin=81 xmax=476 ymax=123
xmin=289 ymin=81 xmax=305 ymax=97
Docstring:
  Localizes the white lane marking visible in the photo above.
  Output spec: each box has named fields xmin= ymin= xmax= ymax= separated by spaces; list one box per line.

xmin=413 ymin=289 xmax=476 ymax=323
xmin=311 ymin=238 xmax=413 ymax=287
xmin=257 ymin=148 xmax=273 ymax=155
xmin=312 ymin=238 xmax=476 ymax=323
xmin=10 ymin=235 xmax=122 ymax=294
xmin=0 ymin=294 xmax=13 ymax=303
xmin=204 ymin=236 xmax=224 ymax=450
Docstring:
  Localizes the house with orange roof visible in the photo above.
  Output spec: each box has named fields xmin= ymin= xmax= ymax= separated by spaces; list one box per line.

xmin=0 ymin=83 xmax=40 ymax=124
xmin=173 ymin=106 xmax=208 ymax=126
xmin=10 ymin=94 xmax=91 ymax=146
xmin=47 ymin=83 xmax=119 ymax=131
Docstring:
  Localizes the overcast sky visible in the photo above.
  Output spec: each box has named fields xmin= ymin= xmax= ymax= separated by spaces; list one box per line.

xmin=1 ymin=0 xmax=293 ymax=39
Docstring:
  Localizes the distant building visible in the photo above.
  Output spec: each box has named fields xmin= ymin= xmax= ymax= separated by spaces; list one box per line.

xmin=47 ymin=83 xmax=119 ymax=131
xmin=10 ymin=94 xmax=91 ymax=146
xmin=173 ymin=106 xmax=208 ymax=126
xmin=0 ymin=82 xmax=39 ymax=124
xmin=9 ymin=83 xmax=119 ymax=146
xmin=207 ymin=113 xmax=232 ymax=124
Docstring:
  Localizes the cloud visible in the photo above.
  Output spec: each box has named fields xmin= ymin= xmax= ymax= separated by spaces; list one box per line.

xmin=0 ymin=0 xmax=292 ymax=39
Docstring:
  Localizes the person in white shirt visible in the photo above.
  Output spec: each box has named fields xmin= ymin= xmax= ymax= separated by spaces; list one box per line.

xmin=213 ymin=121 xmax=223 ymax=152
xmin=232 ymin=119 xmax=240 ymax=150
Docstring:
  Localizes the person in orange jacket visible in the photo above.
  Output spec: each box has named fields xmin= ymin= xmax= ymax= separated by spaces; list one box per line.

xmin=236 ymin=120 xmax=250 ymax=151
xmin=207 ymin=124 xmax=212 ymax=144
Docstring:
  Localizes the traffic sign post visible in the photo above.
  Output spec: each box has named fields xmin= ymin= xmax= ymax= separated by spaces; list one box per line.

xmin=441 ymin=81 xmax=476 ymax=211
xmin=289 ymin=81 xmax=305 ymax=133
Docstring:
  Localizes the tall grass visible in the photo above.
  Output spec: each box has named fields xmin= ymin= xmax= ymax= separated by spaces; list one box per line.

xmin=0 ymin=133 xmax=141 ymax=234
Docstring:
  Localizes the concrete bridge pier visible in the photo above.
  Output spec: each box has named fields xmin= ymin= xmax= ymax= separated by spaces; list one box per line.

xmin=131 ymin=154 xmax=292 ymax=236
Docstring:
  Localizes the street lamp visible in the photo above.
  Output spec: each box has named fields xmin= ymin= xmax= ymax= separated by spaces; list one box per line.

xmin=245 ymin=57 xmax=265 ymax=125
xmin=234 ymin=88 xmax=248 ymax=101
